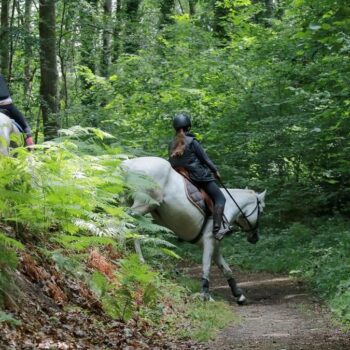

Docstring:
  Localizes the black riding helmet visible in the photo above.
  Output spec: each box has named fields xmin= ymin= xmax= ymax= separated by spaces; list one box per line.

xmin=173 ymin=113 xmax=191 ymax=131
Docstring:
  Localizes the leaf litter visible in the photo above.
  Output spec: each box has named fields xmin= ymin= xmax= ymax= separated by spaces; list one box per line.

xmin=0 ymin=246 xmax=204 ymax=350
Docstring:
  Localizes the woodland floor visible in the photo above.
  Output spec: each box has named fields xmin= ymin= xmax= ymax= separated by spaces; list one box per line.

xmin=0 ymin=245 xmax=203 ymax=350
xmin=182 ymin=265 xmax=350 ymax=350
xmin=2 ymin=252 xmax=350 ymax=349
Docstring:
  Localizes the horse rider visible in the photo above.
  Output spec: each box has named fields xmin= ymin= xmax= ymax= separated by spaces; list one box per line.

xmin=0 ymin=74 xmax=34 ymax=148
xmin=168 ymin=113 xmax=231 ymax=240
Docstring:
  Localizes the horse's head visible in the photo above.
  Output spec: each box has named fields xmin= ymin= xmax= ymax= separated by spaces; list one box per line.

xmin=234 ymin=190 xmax=266 ymax=244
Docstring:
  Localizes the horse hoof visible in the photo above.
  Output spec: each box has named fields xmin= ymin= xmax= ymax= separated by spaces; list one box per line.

xmin=236 ymin=294 xmax=246 ymax=305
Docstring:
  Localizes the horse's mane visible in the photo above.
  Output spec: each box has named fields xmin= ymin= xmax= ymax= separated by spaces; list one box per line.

xmin=228 ymin=188 xmax=255 ymax=194
xmin=228 ymin=188 xmax=266 ymax=208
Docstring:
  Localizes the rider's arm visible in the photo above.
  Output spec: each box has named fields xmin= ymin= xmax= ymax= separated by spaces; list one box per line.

xmin=191 ymin=140 xmax=218 ymax=173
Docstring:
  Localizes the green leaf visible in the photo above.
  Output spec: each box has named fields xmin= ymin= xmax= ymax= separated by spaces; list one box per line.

xmin=89 ymin=272 xmax=110 ymax=298
xmin=0 ymin=311 xmax=21 ymax=326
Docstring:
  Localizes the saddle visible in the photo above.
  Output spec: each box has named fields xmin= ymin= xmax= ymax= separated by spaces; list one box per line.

xmin=175 ymin=168 xmax=214 ymax=216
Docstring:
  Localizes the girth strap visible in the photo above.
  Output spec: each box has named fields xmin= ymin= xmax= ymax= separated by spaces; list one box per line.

xmin=188 ymin=215 xmax=210 ymax=244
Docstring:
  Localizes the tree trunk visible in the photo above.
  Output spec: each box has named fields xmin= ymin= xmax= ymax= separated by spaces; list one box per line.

xmin=80 ymin=0 xmax=98 ymax=73
xmin=188 ymin=0 xmax=197 ymax=16
xmin=265 ymin=0 xmax=276 ymax=17
xmin=123 ymin=0 xmax=140 ymax=54
xmin=23 ymin=0 xmax=33 ymax=100
xmin=112 ymin=0 xmax=122 ymax=62
xmin=0 ymin=0 xmax=9 ymax=77
xmin=8 ymin=0 xmax=17 ymax=81
xmin=39 ymin=0 xmax=59 ymax=140
xmin=212 ymin=0 xmax=230 ymax=40
xmin=101 ymin=0 xmax=112 ymax=77
xmin=58 ymin=0 xmax=68 ymax=113
xmin=159 ymin=0 xmax=174 ymax=27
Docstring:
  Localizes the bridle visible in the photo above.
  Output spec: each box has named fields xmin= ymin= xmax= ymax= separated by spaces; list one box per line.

xmin=218 ymin=179 xmax=262 ymax=234
xmin=234 ymin=198 xmax=261 ymax=233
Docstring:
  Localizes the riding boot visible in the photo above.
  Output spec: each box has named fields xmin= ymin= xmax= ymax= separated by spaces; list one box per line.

xmin=213 ymin=206 xmax=232 ymax=241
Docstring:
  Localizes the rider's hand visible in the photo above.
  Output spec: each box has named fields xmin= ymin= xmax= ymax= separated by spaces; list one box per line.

xmin=25 ymin=136 xmax=34 ymax=151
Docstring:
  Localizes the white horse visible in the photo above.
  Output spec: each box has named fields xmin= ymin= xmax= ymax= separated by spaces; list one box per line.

xmin=122 ymin=156 xmax=266 ymax=304
xmin=0 ymin=112 xmax=21 ymax=156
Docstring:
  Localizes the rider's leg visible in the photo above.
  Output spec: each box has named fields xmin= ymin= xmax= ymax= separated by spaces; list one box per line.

xmin=201 ymin=181 xmax=231 ymax=240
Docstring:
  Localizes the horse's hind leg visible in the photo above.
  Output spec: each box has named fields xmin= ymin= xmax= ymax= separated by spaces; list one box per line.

xmin=213 ymin=248 xmax=246 ymax=305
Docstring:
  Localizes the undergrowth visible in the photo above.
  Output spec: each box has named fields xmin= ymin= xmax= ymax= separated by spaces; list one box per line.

xmin=0 ymin=128 xmax=236 ymax=342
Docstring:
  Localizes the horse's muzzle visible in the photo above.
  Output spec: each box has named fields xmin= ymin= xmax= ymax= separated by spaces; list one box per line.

xmin=247 ymin=230 xmax=259 ymax=244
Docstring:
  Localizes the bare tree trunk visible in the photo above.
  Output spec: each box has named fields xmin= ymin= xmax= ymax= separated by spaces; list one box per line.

xmin=8 ymin=0 xmax=17 ymax=81
xmin=80 ymin=0 xmax=98 ymax=73
xmin=39 ymin=0 xmax=59 ymax=140
xmin=188 ymin=0 xmax=197 ymax=16
xmin=23 ymin=0 xmax=33 ymax=100
xmin=265 ymin=0 xmax=276 ymax=17
xmin=58 ymin=0 xmax=68 ymax=113
xmin=112 ymin=0 xmax=122 ymax=62
xmin=160 ymin=0 xmax=174 ymax=27
xmin=123 ymin=0 xmax=140 ymax=54
xmin=0 ymin=0 xmax=9 ymax=77
xmin=212 ymin=0 xmax=230 ymax=40
xmin=101 ymin=0 xmax=112 ymax=77
xmin=157 ymin=0 xmax=175 ymax=56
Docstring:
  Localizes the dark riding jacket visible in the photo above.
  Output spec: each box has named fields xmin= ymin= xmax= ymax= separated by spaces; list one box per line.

xmin=0 ymin=74 xmax=32 ymax=136
xmin=168 ymin=134 xmax=218 ymax=183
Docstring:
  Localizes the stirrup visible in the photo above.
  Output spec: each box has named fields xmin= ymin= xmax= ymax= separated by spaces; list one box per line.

xmin=214 ymin=226 xmax=232 ymax=241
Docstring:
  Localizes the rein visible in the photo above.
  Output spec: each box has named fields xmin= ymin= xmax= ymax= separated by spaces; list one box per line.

xmin=218 ymin=179 xmax=261 ymax=232
xmin=234 ymin=198 xmax=261 ymax=232
xmin=244 ymin=199 xmax=260 ymax=218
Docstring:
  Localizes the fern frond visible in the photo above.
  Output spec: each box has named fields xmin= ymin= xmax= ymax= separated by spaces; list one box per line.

xmin=134 ymin=215 xmax=173 ymax=234
xmin=55 ymin=235 xmax=118 ymax=251
xmin=160 ymin=248 xmax=182 ymax=260
xmin=0 ymin=311 xmax=21 ymax=326
xmin=138 ymin=235 xmax=177 ymax=249
xmin=0 ymin=232 xmax=24 ymax=250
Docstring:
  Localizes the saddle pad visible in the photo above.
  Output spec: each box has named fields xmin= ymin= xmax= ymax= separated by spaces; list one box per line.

xmin=182 ymin=177 xmax=207 ymax=215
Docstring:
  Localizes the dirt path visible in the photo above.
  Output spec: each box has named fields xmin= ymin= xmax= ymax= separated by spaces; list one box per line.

xmin=181 ymin=266 xmax=350 ymax=350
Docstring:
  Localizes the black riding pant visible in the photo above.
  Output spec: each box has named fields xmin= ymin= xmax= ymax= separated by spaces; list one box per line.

xmin=0 ymin=103 xmax=31 ymax=136
xmin=197 ymin=180 xmax=226 ymax=209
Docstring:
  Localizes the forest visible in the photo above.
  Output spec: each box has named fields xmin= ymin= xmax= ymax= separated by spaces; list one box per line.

xmin=0 ymin=0 xmax=349 ymax=348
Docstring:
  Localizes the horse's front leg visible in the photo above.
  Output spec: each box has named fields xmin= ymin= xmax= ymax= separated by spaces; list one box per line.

xmin=201 ymin=234 xmax=215 ymax=301
xmin=213 ymin=247 xmax=246 ymax=305
xmin=130 ymin=202 xmax=152 ymax=264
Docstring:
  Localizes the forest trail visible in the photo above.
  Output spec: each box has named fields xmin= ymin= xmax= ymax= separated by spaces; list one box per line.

xmin=181 ymin=265 xmax=350 ymax=350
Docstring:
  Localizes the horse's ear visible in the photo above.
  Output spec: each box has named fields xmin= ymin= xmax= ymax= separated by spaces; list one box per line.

xmin=258 ymin=190 xmax=267 ymax=203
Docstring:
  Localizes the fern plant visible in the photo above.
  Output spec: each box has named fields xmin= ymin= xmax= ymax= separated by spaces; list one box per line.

xmin=0 ymin=126 xmax=182 ymax=326
xmin=88 ymin=254 xmax=160 ymax=321
xmin=0 ymin=127 xmax=127 ymax=237
xmin=0 ymin=232 xmax=24 ymax=319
